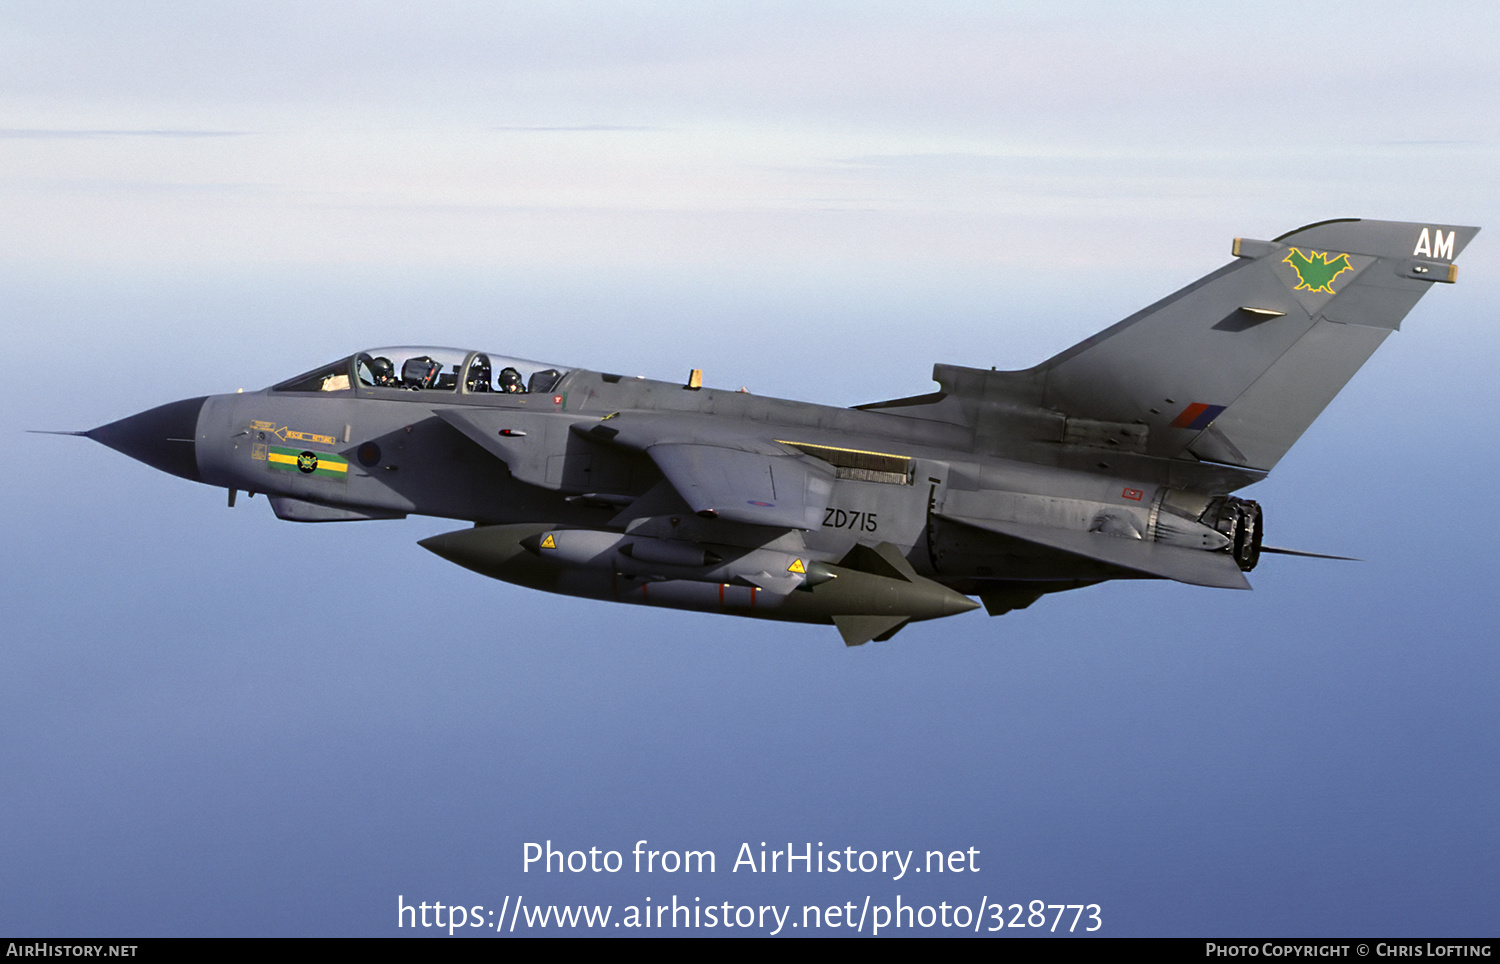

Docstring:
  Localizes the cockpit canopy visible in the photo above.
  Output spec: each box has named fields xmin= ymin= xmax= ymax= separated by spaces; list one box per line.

xmin=272 ymin=347 xmax=571 ymax=396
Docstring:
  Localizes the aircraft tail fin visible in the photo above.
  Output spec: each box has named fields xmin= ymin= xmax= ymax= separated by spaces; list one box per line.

xmin=1028 ymin=218 xmax=1476 ymax=471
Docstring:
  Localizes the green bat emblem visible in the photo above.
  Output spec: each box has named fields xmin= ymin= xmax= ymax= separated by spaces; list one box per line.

xmin=1283 ymin=248 xmax=1354 ymax=294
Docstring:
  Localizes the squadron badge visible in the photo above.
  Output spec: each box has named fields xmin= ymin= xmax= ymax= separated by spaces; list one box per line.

xmin=1283 ymin=248 xmax=1354 ymax=294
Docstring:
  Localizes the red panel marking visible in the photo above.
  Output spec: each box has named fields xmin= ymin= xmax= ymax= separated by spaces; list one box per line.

xmin=1171 ymin=403 xmax=1211 ymax=429
xmin=1122 ymin=487 xmax=1144 ymax=501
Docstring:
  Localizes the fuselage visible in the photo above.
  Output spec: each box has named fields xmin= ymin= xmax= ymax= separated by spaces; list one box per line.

xmin=86 ymin=345 xmax=1260 ymax=644
xmin=73 ymin=219 xmax=1478 ymax=643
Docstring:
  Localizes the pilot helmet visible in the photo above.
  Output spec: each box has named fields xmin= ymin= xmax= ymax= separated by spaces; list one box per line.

xmin=467 ymin=355 xmax=493 ymax=391
xmin=369 ymin=356 xmax=396 ymax=383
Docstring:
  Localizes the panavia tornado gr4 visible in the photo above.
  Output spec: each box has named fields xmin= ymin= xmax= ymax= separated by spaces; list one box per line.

xmin=69 ymin=218 xmax=1476 ymax=645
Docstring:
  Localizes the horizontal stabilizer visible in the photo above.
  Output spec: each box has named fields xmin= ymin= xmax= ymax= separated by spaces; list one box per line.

xmin=1260 ymin=545 xmax=1361 ymax=562
xmin=939 ymin=512 xmax=1250 ymax=589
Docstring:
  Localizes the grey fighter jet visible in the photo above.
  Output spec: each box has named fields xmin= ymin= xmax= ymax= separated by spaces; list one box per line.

xmin=68 ymin=218 xmax=1477 ymax=644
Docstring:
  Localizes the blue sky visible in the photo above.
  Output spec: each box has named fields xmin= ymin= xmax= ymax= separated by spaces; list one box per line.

xmin=3 ymin=1 xmax=1498 ymax=937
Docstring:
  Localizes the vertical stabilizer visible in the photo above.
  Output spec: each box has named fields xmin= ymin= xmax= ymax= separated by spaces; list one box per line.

xmin=1032 ymin=219 xmax=1477 ymax=470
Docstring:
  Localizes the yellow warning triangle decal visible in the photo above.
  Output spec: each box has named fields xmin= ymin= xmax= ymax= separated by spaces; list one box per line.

xmin=540 ymin=533 xmax=556 ymax=549
xmin=787 ymin=558 xmax=806 ymax=574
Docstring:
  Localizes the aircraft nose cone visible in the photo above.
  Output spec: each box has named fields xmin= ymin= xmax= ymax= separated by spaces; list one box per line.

xmin=87 ymin=396 xmax=207 ymax=482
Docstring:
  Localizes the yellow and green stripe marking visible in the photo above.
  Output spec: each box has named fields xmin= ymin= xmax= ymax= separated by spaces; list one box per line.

xmin=267 ymin=446 xmax=348 ymax=481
